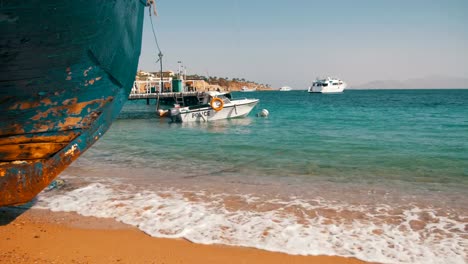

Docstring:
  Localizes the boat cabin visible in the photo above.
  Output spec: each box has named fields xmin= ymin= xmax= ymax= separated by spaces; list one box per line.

xmin=187 ymin=92 xmax=233 ymax=110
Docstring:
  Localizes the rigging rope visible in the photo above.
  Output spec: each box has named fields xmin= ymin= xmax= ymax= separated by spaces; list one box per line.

xmin=146 ymin=0 xmax=163 ymax=107
xmin=147 ymin=0 xmax=162 ymax=55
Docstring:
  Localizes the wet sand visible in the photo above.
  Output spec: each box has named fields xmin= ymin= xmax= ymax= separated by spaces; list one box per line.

xmin=0 ymin=207 xmax=369 ymax=264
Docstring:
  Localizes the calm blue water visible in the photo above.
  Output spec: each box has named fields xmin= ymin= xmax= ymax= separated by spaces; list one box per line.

xmin=38 ymin=90 xmax=468 ymax=264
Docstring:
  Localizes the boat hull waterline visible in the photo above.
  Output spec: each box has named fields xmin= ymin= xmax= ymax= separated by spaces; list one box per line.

xmin=176 ymin=99 xmax=259 ymax=122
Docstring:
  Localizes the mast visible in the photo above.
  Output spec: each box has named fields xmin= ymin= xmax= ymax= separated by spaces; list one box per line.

xmin=159 ymin=52 xmax=163 ymax=92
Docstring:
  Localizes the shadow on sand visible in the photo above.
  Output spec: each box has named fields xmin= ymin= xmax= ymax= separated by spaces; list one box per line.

xmin=0 ymin=199 xmax=36 ymax=226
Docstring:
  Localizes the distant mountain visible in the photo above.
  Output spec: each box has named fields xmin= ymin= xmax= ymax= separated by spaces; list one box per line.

xmin=352 ymin=75 xmax=468 ymax=89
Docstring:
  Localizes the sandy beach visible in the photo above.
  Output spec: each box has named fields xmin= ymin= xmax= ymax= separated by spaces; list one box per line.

xmin=0 ymin=207 xmax=368 ymax=264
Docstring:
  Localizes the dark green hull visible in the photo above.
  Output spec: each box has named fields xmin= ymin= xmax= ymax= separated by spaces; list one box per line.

xmin=0 ymin=0 xmax=146 ymax=206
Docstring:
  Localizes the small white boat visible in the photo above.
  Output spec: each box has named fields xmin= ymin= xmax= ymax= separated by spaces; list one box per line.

xmin=279 ymin=86 xmax=292 ymax=91
xmin=308 ymin=77 xmax=346 ymax=93
xmin=169 ymin=92 xmax=259 ymax=122
xmin=241 ymin=86 xmax=256 ymax=92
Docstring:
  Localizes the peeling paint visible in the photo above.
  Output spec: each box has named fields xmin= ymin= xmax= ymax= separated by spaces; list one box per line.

xmin=35 ymin=124 xmax=55 ymax=132
xmin=0 ymin=132 xmax=80 ymax=146
xmin=4 ymin=97 xmax=113 ymax=136
xmin=9 ymin=97 xmax=58 ymax=111
xmin=41 ymin=98 xmax=53 ymax=106
xmin=65 ymin=144 xmax=78 ymax=156
xmin=83 ymin=66 xmax=94 ymax=77
xmin=62 ymin=98 xmax=78 ymax=105
xmin=61 ymin=117 xmax=82 ymax=127
xmin=0 ymin=143 xmax=69 ymax=160
xmin=3 ymin=124 xmax=26 ymax=135
xmin=19 ymin=101 xmax=41 ymax=110
xmin=67 ymin=98 xmax=109 ymax=115
xmin=11 ymin=161 xmax=28 ymax=165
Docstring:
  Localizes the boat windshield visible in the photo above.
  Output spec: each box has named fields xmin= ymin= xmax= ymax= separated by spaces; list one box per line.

xmin=218 ymin=95 xmax=232 ymax=104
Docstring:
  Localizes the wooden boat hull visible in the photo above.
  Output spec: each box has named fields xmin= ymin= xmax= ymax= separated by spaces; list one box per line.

xmin=0 ymin=0 xmax=146 ymax=206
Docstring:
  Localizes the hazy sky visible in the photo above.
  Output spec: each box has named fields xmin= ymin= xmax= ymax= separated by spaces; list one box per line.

xmin=138 ymin=0 xmax=468 ymax=88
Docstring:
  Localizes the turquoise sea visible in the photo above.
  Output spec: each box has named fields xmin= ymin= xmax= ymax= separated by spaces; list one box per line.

xmin=38 ymin=90 xmax=468 ymax=264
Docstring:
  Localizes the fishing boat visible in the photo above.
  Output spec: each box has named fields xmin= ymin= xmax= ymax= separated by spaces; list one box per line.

xmin=279 ymin=86 xmax=292 ymax=91
xmin=308 ymin=77 xmax=347 ymax=93
xmin=169 ymin=92 xmax=259 ymax=122
xmin=240 ymin=86 xmax=257 ymax=92
xmin=0 ymin=0 xmax=147 ymax=206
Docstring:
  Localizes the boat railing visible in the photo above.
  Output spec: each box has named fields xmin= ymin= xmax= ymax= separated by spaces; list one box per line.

xmin=129 ymin=91 xmax=205 ymax=100
xmin=131 ymin=80 xmax=167 ymax=95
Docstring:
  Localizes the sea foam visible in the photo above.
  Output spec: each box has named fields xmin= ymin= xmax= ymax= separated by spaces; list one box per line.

xmin=36 ymin=182 xmax=467 ymax=264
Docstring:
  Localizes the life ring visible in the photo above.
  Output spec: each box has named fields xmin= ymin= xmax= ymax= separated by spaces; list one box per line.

xmin=210 ymin=97 xmax=224 ymax=111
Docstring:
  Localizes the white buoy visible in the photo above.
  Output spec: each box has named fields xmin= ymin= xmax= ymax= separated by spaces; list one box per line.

xmin=257 ymin=109 xmax=269 ymax=117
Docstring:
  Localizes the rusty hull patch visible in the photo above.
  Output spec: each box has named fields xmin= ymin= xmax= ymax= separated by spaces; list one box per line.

xmin=0 ymin=130 xmax=80 ymax=146
xmin=0 ymin=143 xmax=81 ymax=205
xmin=0 ymin=143 xmax=70 ymax=161
xmin=0 ymin=130 xmax=81 ymax=162
xmin=0 ymin=92 xmax=119 ymax=206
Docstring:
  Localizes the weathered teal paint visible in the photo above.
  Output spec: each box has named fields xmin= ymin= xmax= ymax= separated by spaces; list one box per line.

xmin=0 ymin=0 xmax=146 ymax=206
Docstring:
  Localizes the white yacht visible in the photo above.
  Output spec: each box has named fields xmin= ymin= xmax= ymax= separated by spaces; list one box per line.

xmin=241 ymin=86 xmax=256 ymax=92
xmin=308 ymin=77 xmax=346 ymax=93
xmin=279 ymin=86 xmax=292 ymax=91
